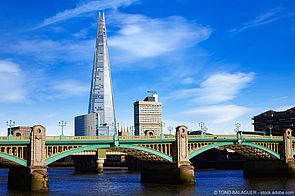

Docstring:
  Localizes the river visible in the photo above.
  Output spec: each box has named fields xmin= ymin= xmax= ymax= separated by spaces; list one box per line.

xmin=0 ymin=168 xmax=294 ymax=195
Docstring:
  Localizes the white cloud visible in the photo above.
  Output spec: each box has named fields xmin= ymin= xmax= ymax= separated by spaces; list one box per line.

xmin=181 ymin=77 xmax=195 ymax=84
xmin=6 ymin=12 xmax=211 ymax=67
xmin=229 ymin=7 xmax=295 ymax=35
xmin=34 ymin=0 xmax=139 ymax=29
xmin=0 ymin=60 xmax=27 ymax=102
xmin=166 ymin=72 xmax=255 ymax=134
xmin=8 ymin=39 xmax=95 ymax=63
xmin=73 ymin=28 xmax=89 ymax=39
xmin=274 ymin=105 xmax=293 ymax=111
xmin=51 ymin=80 xmax=89 ymax=97
xmin=165 ymin=104 xmax=255 ymax=134
xmin=173 ymin=72 xmax=255 ymax=104
xmin=108 ymin=12 xmax=211 ymax=63
xmin=182 ymin=104 xmax=250 ymax=124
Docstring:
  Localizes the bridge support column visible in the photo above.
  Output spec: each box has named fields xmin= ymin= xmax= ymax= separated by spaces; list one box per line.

xmin=244 ymin=129 xmax=295 ymax=177
xmin=141 ymin=125 xmax=195 ymax=184
xmin=97 ymin=149 xmax=106 ymax=173
xmin=283 ymin=129 xmax=295 ymax=177
xmin=8 ymin=125 xmax=48 ymax=192
xmin=174 ymin=125 xmax=195 ymax=183
xmin=29 ymin=125 xmax=49 ymax=192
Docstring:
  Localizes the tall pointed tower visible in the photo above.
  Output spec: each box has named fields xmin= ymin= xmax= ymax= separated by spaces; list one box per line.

xmin=88 ymin=12 xmax=115 ymax=127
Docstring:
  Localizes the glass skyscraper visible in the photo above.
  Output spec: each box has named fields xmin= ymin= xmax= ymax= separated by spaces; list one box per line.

xmin=75 ymin=12 xmax=116 ymax=136
xmin=88 ymin=12 xmax=115 ymax=128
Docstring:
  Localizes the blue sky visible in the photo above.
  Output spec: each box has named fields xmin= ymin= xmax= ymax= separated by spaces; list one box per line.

xmin=0 ymin=0 xmax=294 ymax=135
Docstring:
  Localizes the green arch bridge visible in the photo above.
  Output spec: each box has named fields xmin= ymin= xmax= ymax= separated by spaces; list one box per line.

xmin=0 ymin=129 xmax=294 ymax=167
xmin=1 ymin=125 xmax=295 ymax=192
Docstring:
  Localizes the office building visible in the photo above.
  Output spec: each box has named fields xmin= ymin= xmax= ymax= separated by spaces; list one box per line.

xmin=75 ymin=113 xmax=99 ymax=136
xmin=253 ymin=107 xmax=295 ymax=136
xmin=134 ymin=92 xmax=162 ymax=136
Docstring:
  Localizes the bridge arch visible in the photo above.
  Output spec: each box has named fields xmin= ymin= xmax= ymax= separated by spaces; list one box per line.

xmin=45 ymin=144 xmax=173 ymax=165
xmin=0 ymin=152 xmax=27 ymax=167
xmin=189 ymin=142 xmax=281 ymax=160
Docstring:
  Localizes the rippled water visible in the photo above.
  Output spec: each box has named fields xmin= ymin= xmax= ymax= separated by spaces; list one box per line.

xmin=0 ymin=168 xmax=294 ymax=195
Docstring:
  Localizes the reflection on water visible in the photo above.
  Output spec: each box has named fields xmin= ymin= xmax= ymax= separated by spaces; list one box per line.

xmin=0 ymin=168 xmax=294 ymax=195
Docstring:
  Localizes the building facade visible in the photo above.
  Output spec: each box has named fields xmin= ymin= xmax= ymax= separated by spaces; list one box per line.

xmin=75 ymin=12 xmax=116 ymax=136
xmin=88 ymin=12 xmax=115 ymax=127
xmin=75 ymin=113 xmax=99 ymax=136
xmin=253 ymin=107 xmax=295 ymax=136
xmin=134 ymin=93 xmax=162 ymax=136
xmin=8 ymin=126 xmax=31 ymax=137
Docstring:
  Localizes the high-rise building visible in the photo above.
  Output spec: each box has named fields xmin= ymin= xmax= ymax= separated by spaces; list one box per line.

xmin=75 ymin=12 xmax=116 ymax=136
xmin=88 ymin=12 xmax=115 ymax=126
xmin=134 ymin=92 xmax=162 ymax=136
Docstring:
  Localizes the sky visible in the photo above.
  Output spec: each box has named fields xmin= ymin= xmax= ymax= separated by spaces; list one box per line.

xmin=0 ymin=0 xmax=294 ymax=135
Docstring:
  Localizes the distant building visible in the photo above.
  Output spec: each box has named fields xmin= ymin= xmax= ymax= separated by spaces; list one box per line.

xmin=75 ymin=113 xmax=99 ymax=136
xmin=253 ymin=107 xmax=295 ymax=136
xmin=134 ymin=92 xmax=162 ymax=136
xmin=188 ymin=130 xmax=212 ymax=135
xmin=8 ymin=126 xmax=31 ymax=137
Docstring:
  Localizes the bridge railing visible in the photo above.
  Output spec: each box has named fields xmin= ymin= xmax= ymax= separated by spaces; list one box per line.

xmin=0 ymin=134 xmax=283 ymax=141
xmin=46 ymin=136 xmax=114 ymax=140
xmin=119 ymin=135 xmax=175 ymax=140
xmin=187 ymin=135 xmax=282 ymax=139
xmin=0 ymin=136 xmax=30 ymax=140
xmin=45 ymin=135 xmax=176 ymax=140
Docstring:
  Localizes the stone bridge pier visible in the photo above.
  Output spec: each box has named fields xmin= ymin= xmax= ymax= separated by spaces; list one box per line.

xmin=141 ymin=125 xmax=195 ymax=184
xmin=8 ymin=125 xmax=49 ymax=192
xmin=283 ymin=128 xmax=295 ymax=176
xmin=244 ymin=129 xmax=295 ymax=177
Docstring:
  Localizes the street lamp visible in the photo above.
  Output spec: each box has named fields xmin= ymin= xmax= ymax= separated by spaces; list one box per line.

xmin=6 ymin=120 xmax=15 ymax=136
xmin=59 ymin=121 xmax=67 ymax=136
xmin=168 ymin=126 xmax=173 ymax=135
xmin=161 ymin=121 xmax=165 ymax=138
xmin=234 ymin=123 xmax=241 ymax=132
xmin=234 ymin=123 xmax=242 ymax=143
xmin=199 ymin=122 xmax=205 ymax=137
xmin=268 ymin=124 xmax=273 ymax=138
xmin=204 ymin=126 xmax=208 ymax=137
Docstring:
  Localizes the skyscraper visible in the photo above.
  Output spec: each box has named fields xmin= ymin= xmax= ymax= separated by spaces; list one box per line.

xmin=75 ymin=12 xmax=116 ymax=136
xmin=88 ymin=12 xmax=115 ymax=127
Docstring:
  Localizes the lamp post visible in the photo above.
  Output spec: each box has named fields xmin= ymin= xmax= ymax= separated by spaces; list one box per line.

xmin=59 ymin=120 xmax=67 ymax=136
xmin=6 ymin=120 xmax=15 ymax=136
xmin=268 ymin=124 xmax=273 ymax=139
xmin=161 ymin=121 xmax=165 ymax=139
xmin=199 ymin=122 xmax=205 ymax=138
xmin=234 ymin=123 xmax=242 ymax=143
xmin=168 ymin=126 xmax=173 ymax=135
xmin=204 ymin=126 xmax=208 ymax=137
xmin=234 ymin=123 xmax=241 ymax=132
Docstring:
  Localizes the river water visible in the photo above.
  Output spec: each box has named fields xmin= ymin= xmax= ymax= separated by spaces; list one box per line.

xmin=0 ymin=168 xmax=294 ymax=195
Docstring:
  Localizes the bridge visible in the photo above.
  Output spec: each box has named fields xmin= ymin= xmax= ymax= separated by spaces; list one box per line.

xmin=1 ymin=125 xmax=295 ymax=192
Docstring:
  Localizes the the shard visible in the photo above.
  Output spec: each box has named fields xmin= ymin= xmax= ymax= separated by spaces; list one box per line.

xmin=88 ymin=12 xmax=115 ymax=128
